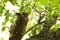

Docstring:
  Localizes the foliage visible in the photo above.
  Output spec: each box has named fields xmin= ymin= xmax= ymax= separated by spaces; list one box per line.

xmin=0 ymin=0 xmax=60 ymax=40
xmin=1 ymin=26 xmax=6 ymax=32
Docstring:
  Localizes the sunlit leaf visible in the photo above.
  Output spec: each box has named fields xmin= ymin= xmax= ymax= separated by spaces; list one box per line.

xmin=46 ymin=17 xmax=51 ymax=23
xmin=51 ymin=24 xmax=60 ymax=32
xmin=0 ymin=38 xmax=4 ymax=40
xmin=40 ymin=0 xmax=48 ymax=5
xmin=0 ymin=5 xmax=4 ymax=16
xmin=27 ymin=6 xmax=31 ymax=14
xmin=28 ymin=31 xmax=32 ymax=37
xmin=51 ymin=10 xmax=59 ymax=18
xmin=30 ymin=0 xmax=35 ymax=7
xmin=20 ymin=6 xmax=24 ymax=14
xmin=2 ymin=0 xmax=7 ymax=3
xmin=10 ymin=19 xmax=15 ymax=24
xmin=0 ymin=13 xmax=2 ymax=16
xmin=1 ymin=26 xmax=6 ymax=32
xmin=2 ymin=10 xmax=10 ymax=25
xmin=21 ymin=0 xmax=24 ymax=7
xmin=31 ymin=28 xmax=36 ymax=36
xmin=36 ymin=25 xmax=43 ymax=34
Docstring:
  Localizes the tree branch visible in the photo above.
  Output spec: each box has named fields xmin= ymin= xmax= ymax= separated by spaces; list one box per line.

xmin=24 ymin=9 xmax=47 ymax=35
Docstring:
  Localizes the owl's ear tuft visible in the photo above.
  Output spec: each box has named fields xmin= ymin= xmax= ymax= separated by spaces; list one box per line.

xmin=16 ymin=13 xmax=21 ymax=16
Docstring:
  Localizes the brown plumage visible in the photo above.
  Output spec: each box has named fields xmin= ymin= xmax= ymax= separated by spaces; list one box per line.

xmin=9 ymin=12 xmax=28 ymax=40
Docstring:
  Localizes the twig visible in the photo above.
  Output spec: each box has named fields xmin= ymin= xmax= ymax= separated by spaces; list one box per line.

xmin=24 ymin=21 xmax=46 ymax=35
xmin=24 ymin=10 xmax=47 ymax=35
xmin=34 ymin=8 xmax=47 ymax=14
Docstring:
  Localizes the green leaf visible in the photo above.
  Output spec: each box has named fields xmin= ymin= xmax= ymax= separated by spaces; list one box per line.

xmin=2 ymin=10 xmax=10 ymax=25
xmin=50 ymin=0 xmax=59 ymax=8
xmin=40 ymin=0 xmax=48 ymax=5
xmin=0 ymin=38 xmax=4 ymax=40
xmin=28 ymin=32 xmax=32 ymax=37
xmin=30 ymin=0 xmax=35 ymax=7
xmin=58 ymin=5 xmax=60 ymax=11
xmin=2 ymin=0 xmax=7 ymax=3
xmin=51 ymin=10 xmax=59 ymax=17
xmin=2 ymin=17 xmax=9 ymax=25
xmin=31 ymin=28 xmax=36 ymax=36
xmin=27 ymin=6 xmax=31 ymax=14
xmin=51 ymin=24 xmax=60 ymax=32
xmin=0 ymin=13 xmax=2 ymax=16
xmin=4 ymin=10 xmax=11 ymax=16
xmin=36 ymin=25 xmax=43 ymax=33
xmin=46 ymin=17 xmax=51 ymax=23
xmin=20 ymin=6 xmax=24 ymax=14
xmin=1 ymin=26 xmax=6 ymax=32
xmin=10 ymin=19 xmax=15 ymax=24
xmin=21 ymin=0 xmax=24 ymax=6
xmin=0 ymin=5 xmax=4 ymax=16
